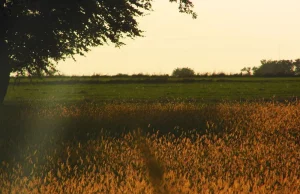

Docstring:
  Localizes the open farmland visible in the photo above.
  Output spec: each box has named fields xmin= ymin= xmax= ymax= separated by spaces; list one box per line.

xmin=5 ymin=77 xmax=300 ymax=104
xmin=1 ymin=77 xmax=300 ymax=193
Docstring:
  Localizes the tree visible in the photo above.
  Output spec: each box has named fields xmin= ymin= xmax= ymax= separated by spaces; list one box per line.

xmin=0 ymin=0 xmax=197 ymax=104
xmin=294 ymin=59 xmax=300 ymax=75
xmin=252 ymin=66 xmax=258 ymax=75
xmin=253 ymin=59 xmax=296 ymax=76
xmin=241 ymin=67 xmax=252 ymax=76
xmin=172 ymin=67 xmax=195 ymax=77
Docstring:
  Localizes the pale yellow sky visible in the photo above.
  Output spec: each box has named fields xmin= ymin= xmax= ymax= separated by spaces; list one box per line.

xmin=58 ymin=0 xmax=300 ymax=76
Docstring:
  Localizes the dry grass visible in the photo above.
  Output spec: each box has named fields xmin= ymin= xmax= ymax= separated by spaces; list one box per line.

xmin=0 ymin=101 xmax=299 ymax=193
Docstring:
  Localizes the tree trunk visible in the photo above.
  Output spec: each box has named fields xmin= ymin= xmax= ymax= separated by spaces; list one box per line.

xmin=0 ymin=31 xmax=10 ymax=105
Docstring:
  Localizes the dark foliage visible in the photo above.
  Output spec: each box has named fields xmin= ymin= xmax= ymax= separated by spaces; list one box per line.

xmin=0 ymin=0 xmax=196 ymax=104
xmin=172 ymin=67 xmax=195 ymax=77
xmin=253 ymin=59 xmax=300 ymax=77
xmin=2 ymin=0 xmax=195 ymax=74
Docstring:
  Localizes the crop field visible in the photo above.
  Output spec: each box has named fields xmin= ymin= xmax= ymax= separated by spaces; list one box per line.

xmin=5 ymin=77 xmax=300 ymax=104
xmin=1 ymin=77 xmax=300 ymax=193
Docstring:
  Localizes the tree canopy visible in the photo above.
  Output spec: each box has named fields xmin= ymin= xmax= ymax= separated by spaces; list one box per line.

xmin=2 ymin=0 xmax=196 ymax=75
xmin=0 ymin=0 xmax=196 ymax=103
xmin=172 ymin=67 xmax=195 ymax=77
xmin=253 ymin=59 xmax=300 ymax=76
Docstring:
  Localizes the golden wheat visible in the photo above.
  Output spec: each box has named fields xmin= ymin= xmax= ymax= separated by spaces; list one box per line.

xmin=0 ymin=101 xmax=299 ymax=193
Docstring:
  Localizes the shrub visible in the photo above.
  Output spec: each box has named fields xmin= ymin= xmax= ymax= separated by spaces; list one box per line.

xmin=172 ymin=67 xmax=195 ymax=77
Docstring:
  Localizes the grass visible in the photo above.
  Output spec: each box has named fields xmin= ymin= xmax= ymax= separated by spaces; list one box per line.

xmin=5 ymin=77 xmax=300 ymax=104
xmin=0 ymin=101 xmax=299 ymax=193
xmin=9 ymin=76 xmax=300 ymax=84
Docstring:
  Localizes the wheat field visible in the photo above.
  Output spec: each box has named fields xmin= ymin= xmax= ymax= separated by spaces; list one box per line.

xmin=0 ymin=101 xmax=299 ymax=193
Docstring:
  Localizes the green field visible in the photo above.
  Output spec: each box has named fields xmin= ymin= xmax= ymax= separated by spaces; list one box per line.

xmin=5 ymin=77 xmax=300 ymax=104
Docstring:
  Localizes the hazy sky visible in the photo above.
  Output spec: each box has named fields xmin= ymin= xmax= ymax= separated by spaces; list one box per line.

xmin=57 ymin=0 xmax=300 ymax=76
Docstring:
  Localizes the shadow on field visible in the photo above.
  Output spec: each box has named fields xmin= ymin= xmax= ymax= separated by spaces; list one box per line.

xmin=4 ymin=99 xmax=299 ymax=164
xmin=1 ymin=100 xmax=299 ymax=194
xmin=0 ymin=102 xmax=226 ymax=163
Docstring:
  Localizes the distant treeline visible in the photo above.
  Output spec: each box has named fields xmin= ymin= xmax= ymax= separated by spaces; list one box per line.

xmin=11 ymin=59 xmax=300 ymax=78
xmin=12 ymin=72 xmax=245 ymax=78
xmin=241 ymin=59 xmax=300 ymax=77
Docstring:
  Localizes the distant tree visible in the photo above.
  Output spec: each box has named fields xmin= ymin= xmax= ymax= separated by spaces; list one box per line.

xmin=211 ymin=72 xmax=227 ymax=77
xmin=253 ymin=59 xmax=296 ymax=76
xmin=91 ymin=73 xmax=102 ymax=77
xmin=252 ymin=67 xmax=259 ymax=75
xmin=0 ymin=0 xmax=197 ymax=104
xmin=217 ymin=72 xmax=226 ymax=77
xmin=172 ymin=67 xmax=195 ymax=77
xmin=241 ymin=67 xmax=252 ymax=76
xmin=114 ymin=73 xmax=129 ymax=77
xmin=150 ymin=74 xmax=169 ymax=78
xmin=294 ymin=59 xmax=300 ymax=75
xmin=196 ymin=72 xmax=209 ymax=77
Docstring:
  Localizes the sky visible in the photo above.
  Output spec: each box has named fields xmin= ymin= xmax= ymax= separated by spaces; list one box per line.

xmin=57 ymin=0 xmax=300 ymax=76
